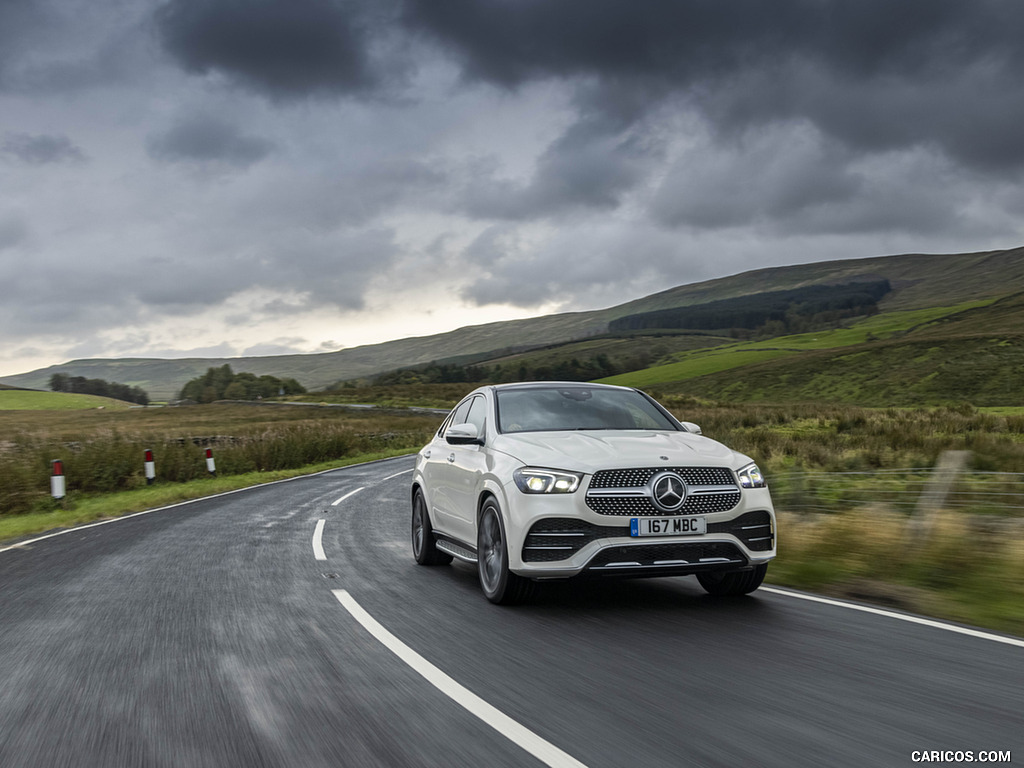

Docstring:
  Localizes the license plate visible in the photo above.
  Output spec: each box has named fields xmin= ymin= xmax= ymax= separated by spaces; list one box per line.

xmin=630 ymin=516 xmax=706 ymax=537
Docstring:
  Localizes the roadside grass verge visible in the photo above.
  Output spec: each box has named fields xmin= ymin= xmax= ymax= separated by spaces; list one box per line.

xmin=659 ymin=399 xmax=1024 ymax=634
xmin=769 ymin=508 xmax=1024 ymax=637
xmin=0 ymin=448 xmax=415 ymax=546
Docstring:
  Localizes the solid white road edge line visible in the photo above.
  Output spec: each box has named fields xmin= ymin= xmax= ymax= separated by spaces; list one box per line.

xmin=332 ymin=589 xmax=589 ymax=768
xmin=330 ymin=487 xmax=365 ymax=507
xmin=761 ymin=586 xmax=1024 ymax=649
xmin=312 ymin=519 xmax=327 ymax=561
xmin=381 ymin=468 xmax=414 ymax=482
xmin=0 ymin=455 xmax=415 ymax=555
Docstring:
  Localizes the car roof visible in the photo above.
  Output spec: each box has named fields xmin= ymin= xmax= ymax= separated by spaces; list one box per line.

xmin=487 ymin=381 xmax=632 ymax=392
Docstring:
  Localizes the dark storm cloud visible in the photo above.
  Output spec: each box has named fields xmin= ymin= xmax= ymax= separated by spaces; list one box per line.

xmin=149 ymin=0 xmax=1024 ymax=225
xmin=155 ymin=0 xmax=405 ymax=100
xmin=648 ymin=124 xmax=975 ymax=236
xmin=0 ymin=0 xmax=48 ymax=81
xmin=147 ymin=115 xmax=276 ymax=168
xmin=459 ymin=118 xmax=651 ymax=220
xmin=403 ymin=0 xmax=1024 ymax=172
xmin=2 ymin=133 xmax=87 ymax=164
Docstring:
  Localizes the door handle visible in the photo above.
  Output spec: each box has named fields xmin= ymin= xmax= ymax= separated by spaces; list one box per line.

xmin=447 ymin=453 xmax=456 ymax=463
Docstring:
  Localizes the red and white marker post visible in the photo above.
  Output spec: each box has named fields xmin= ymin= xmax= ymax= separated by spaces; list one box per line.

xmin=144 ymin=449 xmax=155 ymax=485
xmin=50 ymin=459 xmax=66 ymax=501
xmin=205 ymin=447 xmax=216 ymax=476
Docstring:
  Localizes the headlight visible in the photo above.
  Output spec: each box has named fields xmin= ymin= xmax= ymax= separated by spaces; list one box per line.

xmin=737 ymin=463 xmax=767 ymax=489
xmin=513 ymin=467 xmax=582 ymax=494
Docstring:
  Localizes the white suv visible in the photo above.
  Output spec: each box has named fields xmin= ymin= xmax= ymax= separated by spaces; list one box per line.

xmin=411 ymin=382 xmax=776 ymax=604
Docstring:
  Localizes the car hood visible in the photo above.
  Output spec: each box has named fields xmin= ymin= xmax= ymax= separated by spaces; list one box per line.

xmin=491 ymin=430 xmax=743 ymax=475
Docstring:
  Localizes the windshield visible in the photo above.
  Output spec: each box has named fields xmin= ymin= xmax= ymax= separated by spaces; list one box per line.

xmin=496 ymin=386 xmax=680 ymax=433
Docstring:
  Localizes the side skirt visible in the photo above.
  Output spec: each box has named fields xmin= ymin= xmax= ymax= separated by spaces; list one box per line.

xmin=435 ymin=536 xmax=478 ymax=564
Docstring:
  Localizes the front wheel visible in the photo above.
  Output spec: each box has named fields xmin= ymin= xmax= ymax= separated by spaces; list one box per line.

xmin=412 ymin=489 xmax=452 ymax=566
xmin=477 ymin=499 xmax=536 ymax=605
xmin=697 ymin=564 xmax=768 ymax=596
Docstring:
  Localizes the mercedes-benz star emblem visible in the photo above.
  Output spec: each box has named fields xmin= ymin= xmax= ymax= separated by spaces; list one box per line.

xmin=651 ymin=471 xmax=687 ymax=512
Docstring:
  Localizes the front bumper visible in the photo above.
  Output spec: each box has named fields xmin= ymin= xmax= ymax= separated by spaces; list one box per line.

xmin=503 ymin=483 xmax=776 ymax=580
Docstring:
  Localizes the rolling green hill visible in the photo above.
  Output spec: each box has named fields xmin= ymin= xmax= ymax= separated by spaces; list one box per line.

xmin=612 ymin=293 xmax=1024 ymax=406
xmin=4 ymin=246 xmax=1024 ymax=400
xmin=598 ymin=299 xmax=997 ymax=389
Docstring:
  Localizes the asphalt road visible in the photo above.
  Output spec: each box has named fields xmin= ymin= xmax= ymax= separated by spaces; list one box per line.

xmin=1 ymin=456 xmax=1020 ymax=768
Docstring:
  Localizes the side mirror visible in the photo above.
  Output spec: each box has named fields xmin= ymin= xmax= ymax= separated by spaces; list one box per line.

xmin=681 ymin=421 xmax=702 ymax=435
xmin=445 ymin=423 xmax=483 ymax=445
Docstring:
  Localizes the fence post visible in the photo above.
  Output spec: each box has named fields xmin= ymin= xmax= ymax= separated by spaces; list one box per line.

xmin=907 ymin=450 xmax=970 ymax=544
xmin=50 ymin=460 xmax=66 ymax=502
xmin=144 ymin=449 xmax=155 ymax=485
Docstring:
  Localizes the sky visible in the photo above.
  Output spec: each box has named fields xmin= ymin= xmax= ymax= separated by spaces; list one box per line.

xmin=3 ymin=0 xmax=1024 ymax=378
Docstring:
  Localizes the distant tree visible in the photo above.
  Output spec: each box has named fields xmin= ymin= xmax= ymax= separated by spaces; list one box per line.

xmin=177 ymin=366 xmax=306 ymax=403
xmin=48 ymin=373 xmax=149 ymax=404
xmin=223 ymin=381 xmax=248 ymax=400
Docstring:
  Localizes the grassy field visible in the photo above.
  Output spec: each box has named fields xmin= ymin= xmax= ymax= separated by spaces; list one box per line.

xmin=0 ymin=390 xmax=136 ymax=411
xmin=290 ymin=383 xmax=470 ymax=409
xmin=0 ymin=402 xmax=443 ymax=518
xmin=600 ymin=348 xmax=796 ymax=388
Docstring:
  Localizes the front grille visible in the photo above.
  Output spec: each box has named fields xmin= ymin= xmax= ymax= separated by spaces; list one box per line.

xmin=586 ymin=466 xmax=741 ymax=517
xmin=590 ymin=467 xmax=735 ymax=489
xmin=522 ymin=518 xmax=629 ymax=562
xmin=587 ymin=541 xmax=745 ymax=569
xmin=708 ymin=510 xmax=774 ymax=551
xmin=586 ymin=492 xmax=741 ymax=517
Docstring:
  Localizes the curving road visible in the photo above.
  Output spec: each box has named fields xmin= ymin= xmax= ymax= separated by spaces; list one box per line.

xmin=1 ymin=456 xmax=1020 ymax=767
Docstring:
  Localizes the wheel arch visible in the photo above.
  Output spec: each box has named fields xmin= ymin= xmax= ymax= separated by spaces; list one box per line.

xmin=475 ymin=476 xmax=507 ymax=522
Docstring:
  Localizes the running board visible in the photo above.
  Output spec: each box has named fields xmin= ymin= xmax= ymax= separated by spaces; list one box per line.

xmin=436 ymin=540 xmax=478 ymax=564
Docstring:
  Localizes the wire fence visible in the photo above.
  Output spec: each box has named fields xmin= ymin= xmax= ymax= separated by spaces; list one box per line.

xmin=770 ymin=467 xmax=1024 ymax=518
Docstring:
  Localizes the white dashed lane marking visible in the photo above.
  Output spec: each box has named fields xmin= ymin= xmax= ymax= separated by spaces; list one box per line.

xmin=312 ymin=519 xmax=327 ymax=561
xmin=332 ymin=590 xmax=590 ymax=768
xmin=331 ymin=487 xmax=365 ymax=507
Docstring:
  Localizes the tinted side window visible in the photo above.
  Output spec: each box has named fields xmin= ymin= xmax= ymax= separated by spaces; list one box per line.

xmin=465 ymin=396 xmax=487 ymax=437
xmin=437 ymin=399 xmax=469 ymax=436
xmin=449 ymin=398 xmax=474 ymax=426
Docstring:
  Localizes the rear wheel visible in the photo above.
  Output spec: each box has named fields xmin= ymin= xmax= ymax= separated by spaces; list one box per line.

xmin=477 ymin=499 xmax=535 ymax=605
xmin=412 ymin=489 xmax=452 ymax=566
xmin=697 ymin=564 xmax=768 ymax=596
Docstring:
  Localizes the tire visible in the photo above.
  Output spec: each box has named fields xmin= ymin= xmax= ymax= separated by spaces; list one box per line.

xmin=412 ymin=489 xmax=452 ymax=566
xmin=697 ymin=564 xmax=768 ymax=596
xmin=477 ymin=499 xmax=536 ymax=605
